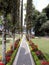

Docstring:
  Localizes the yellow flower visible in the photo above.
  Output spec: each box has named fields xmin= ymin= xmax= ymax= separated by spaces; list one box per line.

xmin=0 ymin=56 xmax=2 ymax=60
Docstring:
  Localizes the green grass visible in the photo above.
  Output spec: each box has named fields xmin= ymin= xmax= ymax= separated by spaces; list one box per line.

xmin=0 ymin=40 xmax=10 ymax=44
xmin=0 ymin=38 xmax=12 ymax=56
xmin=31 ymin=37 xmax=49 ymax=58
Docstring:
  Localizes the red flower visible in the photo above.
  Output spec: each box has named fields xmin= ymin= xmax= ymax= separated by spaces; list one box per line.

xmin=35 ymin=50 xmax=42 ymax=55
xmin=6 ymin=56 xmax=11 ymax=62
xmin=41 ymin=61 xmax=49 ymax=65
xmin=14 ymin=43 xmax=18 ymax=48
xmin=0 ymin=62 xmax=4 ymax=65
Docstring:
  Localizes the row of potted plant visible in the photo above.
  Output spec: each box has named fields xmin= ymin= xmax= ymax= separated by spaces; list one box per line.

xmin=0 ymin=38 xmax=20 ymax=65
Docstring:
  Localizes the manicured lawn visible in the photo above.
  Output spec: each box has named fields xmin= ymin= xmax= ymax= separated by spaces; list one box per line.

xmin=31 ymin=37 xmax=49 ymax=58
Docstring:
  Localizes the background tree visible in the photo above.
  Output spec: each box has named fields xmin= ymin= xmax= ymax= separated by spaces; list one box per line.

xmin=40 ymin=20 xmax=49 ymax=36
xmin=34 ymin=13 xmax=47 ymax=36
xmin=42 ymin=4 xmax=49 ymax=20
xmin=21 ymin=0 xmax=23 ymax=33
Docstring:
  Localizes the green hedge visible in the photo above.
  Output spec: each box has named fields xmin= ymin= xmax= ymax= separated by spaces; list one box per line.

xmin=31 ymin=51 xmax=41 ymax=65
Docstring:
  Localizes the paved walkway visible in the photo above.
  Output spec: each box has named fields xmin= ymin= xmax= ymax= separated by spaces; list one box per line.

xmin=13 ymin=35 xmax=35 ymax=65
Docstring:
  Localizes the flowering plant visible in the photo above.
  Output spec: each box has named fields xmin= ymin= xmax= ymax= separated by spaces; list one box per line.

xmin=35 ymin=50 xmax=44 ymax=60
xmin=6 ymin=50 xmax=13 ymax=57
xmin=41 ymin=61 xmax=49 ymax=65
xmin=0 ymin=62 xmax=4 ymax=65
xmin=6 ymin=56 xmax=11 ymax=62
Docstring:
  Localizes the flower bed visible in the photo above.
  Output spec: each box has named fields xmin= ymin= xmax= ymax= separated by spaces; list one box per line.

xmin=0 ymin=62 xmax=4 ymax=65
xmin=26 ymin=36 xmax=49 ymax=65
xmin=0 ymin=38 xmax=20 ymax=65
xmin=6 ymin=38 xmax=20 ymax=65
xmin=31 ymin=51 xmax=41 ymax=65
xmin=41 ymin=61 xmax=49 ymax=65
xmin=6 ymin=48 xmax=18 ymax=65
xmin=35 ymin=50 xmax=45 ymax=60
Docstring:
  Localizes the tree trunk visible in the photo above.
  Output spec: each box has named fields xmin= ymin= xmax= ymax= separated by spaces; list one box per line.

xmin=2 ymin=15 xmax=6 ymax=64
xmin=26 ymin=0 xmax=32 ymax=34
xmin=21 ymin=0 xmax=23 ymax=33
xmin=26 ymin=28 xmax=28 ymax=34
xmin=12 ymin=33 xmax=15 ymax=50
xmin=29 ymin=29 xmax=31 ymax=35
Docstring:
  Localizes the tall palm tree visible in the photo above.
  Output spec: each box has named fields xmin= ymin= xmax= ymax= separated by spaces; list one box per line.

xmin=26 ymin=0 xmax=33 ymax=34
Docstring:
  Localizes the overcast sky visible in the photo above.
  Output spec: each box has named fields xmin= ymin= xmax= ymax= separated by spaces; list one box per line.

xmin=23 ymin=0 xmax=49 ymax=25
xmin=33 ymin=0 xmax=49 ymax=12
